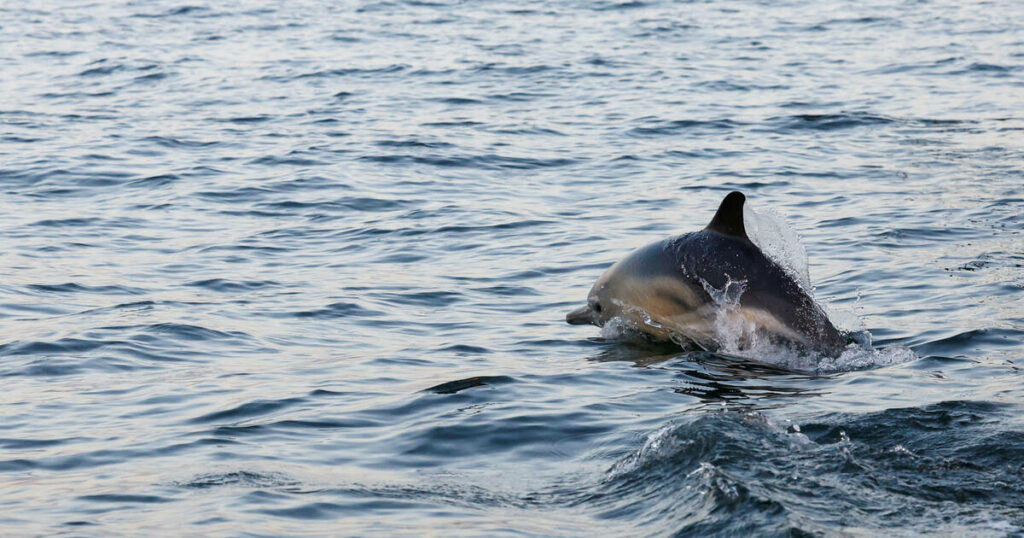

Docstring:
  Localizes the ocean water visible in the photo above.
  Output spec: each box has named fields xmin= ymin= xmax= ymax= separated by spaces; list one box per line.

xmin=1 ymin=0 xmax=1022 ymax=535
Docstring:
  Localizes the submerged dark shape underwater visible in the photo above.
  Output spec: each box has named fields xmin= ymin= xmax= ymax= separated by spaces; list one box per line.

xmin=567 ymin=191 xmax=846 ymax=357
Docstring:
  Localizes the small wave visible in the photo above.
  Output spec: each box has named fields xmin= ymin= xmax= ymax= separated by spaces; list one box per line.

xmin=0 ymin=435 xmax=234 ymax=472
xmin=27 ymin=282 xmax=146 ymax=295
xmin=77 ymin=64 xmax=125 ymax=77
xmin=470 ymin=284 xmax=541 ymax=297
xmin=2 ymin=135 xmax=43 ymax=143
xmin=0 ymin=329 xmax=214 ymax=377
xmin=78 ymin=494 xmax=173 ymax=504
xmin=256 ymin=196 xmax=409 ymax=212
xmin=23 ymin=50 xmax=82 ymax=58
xmin=434 ymin=344 xmax=492 ymax=354
xmin=0 ymin=436 xmax=90 ymax=450
xmin=211 ymin=417 xmax=381 ymax=437
xmin=31 ymin=217 xmax=101 ymax=227
xmin=185 ymin=279 xmax=281 ymax=292
xmin=141 ymin=135 xmax=220 ymax=149
xmin=487 ymin=126 xmax=566 ymax=136
xmin=132 ymin=72 xmax=169 ymax=84
xmin=472 ymin=63 xmax=553 ymax=75
xmin=959 ymin=63 xmax=1013 ymax=74
xmin=823 ymin=16 xmax=895 ymax=25
xmin=178 ymin=470 xmax=299 ymax=489
xmin=627 ymin=119 xmax=739 ymax=137
xmin=145 ymin=323 xmax=251 ymax=342
xmin=262 ymin=64 xmax=408 ymax=81
xmin=597 ymin=412 xmax=803 ymax=531
xmin=389 ymin=410 xmax=612 ymax=466
xmin=249 ymin=155 xmax=327 ymax=167
xmin=411 ymin=219 xmax=552 ymax=236
xmin=599 ymin=401 xmax=1024 ymax=533
xmin=127 ymin=174 xmax=179 ymax=188
xmin=282 ymin=301 xmax=385 ymax=319
xmin=431 ymin=97 xmax=483 ymax=105
xmin=329 ymin=35 xmax=363 ymax=43
xmin=132 ymin=5 xmax=208 ymax=18
xmin=377 ymin=290 xmax=462 ymax=307
xmin=39 ymin=90 xmax=114 ymax=100
xmin=224 ymin=115 xmax=274 ymax=124
xmin=420 ymin=120 xmax=483 ymax=127
xmin=187 ymin=396 xmax=307 ymax=425
xmin=0 ymin=337 xmax=121 ymax=358
xmin=592 ymin=1 xmax=647 ymax=10
xmin=770 ymin=112 xmax=895 ymax=131
xmin=911 ymin=328 xmax=1023 ymax=356
xmin=374 ymin=139 xmax=453 ymax=149
xmin=358 ymin=153 xmax=576 ymax=170
xmin=486 ymin=91 xmax=552 ymax=102
xmin=195 ymin=186 xmax=274 ymax=201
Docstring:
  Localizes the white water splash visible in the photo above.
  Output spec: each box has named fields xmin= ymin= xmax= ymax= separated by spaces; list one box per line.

xmin=609 ymin=412 xmax=814 ymax=480
xmin=736 ymin=202 xmax=918 ymax=372
xmin=598 ymin=298 xmax=915 ymax=373
xmin=693 ymin=273 xmax=916 ymax=373
xmin=699 ymin=276 xmax=766 ymax=355
xmin=686 ymin=462 xmax=741 ymax=502
xmin=743 ymin=203 xmax=811 ymax=292
xmin=608 ymin=421 xmax=690 ymax=477
xmin=787 ymin=343 xmax=919 ymax=373
xmin=599 ymin=316 xmax=643 ymax=341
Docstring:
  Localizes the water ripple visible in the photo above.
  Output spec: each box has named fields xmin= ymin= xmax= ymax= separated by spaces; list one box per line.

xmin=1 ymin=0 xmax=1021 ymax=534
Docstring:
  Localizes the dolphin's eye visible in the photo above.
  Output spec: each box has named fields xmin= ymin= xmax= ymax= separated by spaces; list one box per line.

xmin=592 ymin=301 xmax=602 ymax=314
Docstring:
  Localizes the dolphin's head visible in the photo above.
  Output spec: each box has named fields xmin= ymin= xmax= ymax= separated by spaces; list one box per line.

xmin=566 ymin=191 xmax=749 ymax=335
xmin=565 ymin=263 xmax=622 ymax=328
xmin=565 ymin=241 xmax=696 ymax=339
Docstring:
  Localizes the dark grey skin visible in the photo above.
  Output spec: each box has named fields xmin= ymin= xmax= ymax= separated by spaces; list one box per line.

xmin=566 ymin=191 xmax=846 ymax=355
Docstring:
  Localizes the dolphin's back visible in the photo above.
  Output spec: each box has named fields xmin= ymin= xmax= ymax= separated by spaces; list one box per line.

xmin=667 ymin=230 xmax=845 ymax=353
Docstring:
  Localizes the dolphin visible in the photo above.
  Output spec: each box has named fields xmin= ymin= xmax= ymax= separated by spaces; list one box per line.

xmin=566 ymin=191 xmax=845 ymax=355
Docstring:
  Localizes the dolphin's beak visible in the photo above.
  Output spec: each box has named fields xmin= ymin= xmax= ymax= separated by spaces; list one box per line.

xmin=565 ymin=305 xmax=595 ymax=325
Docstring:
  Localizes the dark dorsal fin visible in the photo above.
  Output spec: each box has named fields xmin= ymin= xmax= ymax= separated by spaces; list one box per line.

xmin=705 ymin=191 xmax=748 ymax=239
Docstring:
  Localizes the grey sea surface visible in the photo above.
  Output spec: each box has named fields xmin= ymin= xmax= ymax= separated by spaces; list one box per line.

xmin=1 ymin=0 xmax=1022 ymax=534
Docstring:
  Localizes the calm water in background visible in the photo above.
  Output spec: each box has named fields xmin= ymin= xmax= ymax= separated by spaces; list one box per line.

xmin=2 ymin=0 xmax=1023 ymax=534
